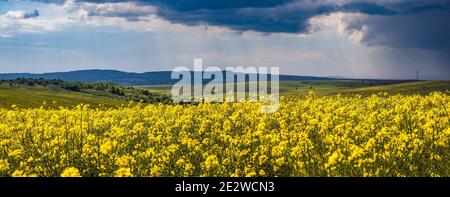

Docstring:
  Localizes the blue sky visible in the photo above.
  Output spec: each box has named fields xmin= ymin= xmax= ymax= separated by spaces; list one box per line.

xmin=0 ymin=0 xmax=449 ymax=79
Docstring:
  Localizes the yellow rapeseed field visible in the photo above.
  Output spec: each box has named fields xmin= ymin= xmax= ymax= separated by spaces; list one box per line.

xmin=0 ymin=92 xmax=448 ymax=177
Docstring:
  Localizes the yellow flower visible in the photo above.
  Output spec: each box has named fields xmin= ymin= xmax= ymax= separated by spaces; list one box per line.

xmin=204 ymin=155 xmax=219 ymax=170
xmin=115 ymin=155 xmax=136 ymax=167
xmin=325 ymin=151 xmax=341 ymax=169
xmin=61 ymin=167 xmax=81 ymax=177
xmin=0 ymin=91 xmax=448 ymax=177
xmin=12 ymin=170 xmax=26 ymax=177
xmin=100 ymin=140 xmax=114 ymax=155
xmin=259 ymin=170 xmax=266 ymax=176
xmin=275 ymin=157 xmax=285 ymax=167
xmin=114 ymin=168 xmax=133 ymax=177
xmin=308 ymin=119 xmax=319 ymax=126
xmin=0 ymin=159 xmax=9 ymax=172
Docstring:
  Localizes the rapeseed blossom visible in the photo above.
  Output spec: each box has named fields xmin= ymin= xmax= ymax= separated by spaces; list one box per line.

xmin=0 ymin=92 xmax=448 ymax=177
xmin=61 ymin=167 xmax=81 ymax=177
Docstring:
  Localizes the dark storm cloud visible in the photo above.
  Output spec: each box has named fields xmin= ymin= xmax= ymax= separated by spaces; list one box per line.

xmin=28 ymin=0 xmax=450 ymax=51
xmin=139 ymin=0 xmax=296 ymax=12
xmin=157 ymin=3 xmax=336 ymax=33
xmin=340 ymin=2 xmax=397 ymax=15
xmin=34 ymin=1 xmax=448 ymax=34
xmin=343 ymin=10 xmax=450 ymax=50
xmin=59 ymin=0 xmax=402 ymax=33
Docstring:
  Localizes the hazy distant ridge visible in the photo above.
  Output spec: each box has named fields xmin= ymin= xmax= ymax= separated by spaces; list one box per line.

xmin=0 ymin=69 xmax=334 ymax=86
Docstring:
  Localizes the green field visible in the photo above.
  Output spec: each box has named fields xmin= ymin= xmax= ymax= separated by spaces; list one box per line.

xmin=279 ymin=80 xmax=450 ymax=97
xmin=138 ymin=80 xmax=450 ymax=97
xmin=1 ymin=80 xmax=450 ymax=108
xmin=0 ymin=84 xmax=125 ymax=109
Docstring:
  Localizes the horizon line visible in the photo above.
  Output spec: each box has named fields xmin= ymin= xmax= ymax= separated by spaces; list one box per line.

xmin=0 ymin=68 xmax=448 ymax=81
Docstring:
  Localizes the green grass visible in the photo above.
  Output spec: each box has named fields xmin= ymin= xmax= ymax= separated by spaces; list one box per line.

xmin=2 ymin=80 xmax=449 ymax=109
xmin=281 ymin=80 xmax=450 ymax=97
xmin=134 ymin=85 xmax=173 ymax=95
xmin=139 ymin=80 xmax=450 ymax=98
xmin=334 ymin=81 xmax=450 ymax=96
xmin=0 ymin=84 xmax=125 ymax=109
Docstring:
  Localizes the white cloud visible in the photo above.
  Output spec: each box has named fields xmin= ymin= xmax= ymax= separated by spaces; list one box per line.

xmin=6 ymin=9 xmax=40 ymax=19
xmin=0 ymin=11 xmax=73 ymax=35
xmin=308 ymin=12 xmax=366 ymax=43
xmin=62 ymin=0 xmax=156 ymax=20
xmin=0 ymin=0 xmax=162 ymax=36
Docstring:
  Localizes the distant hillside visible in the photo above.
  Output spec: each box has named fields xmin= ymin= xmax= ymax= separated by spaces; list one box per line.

xmin=0 ymin=78 xmax=171 ymax=108
xmin=0 ymin=70 xmax=175 ymax=86
xmin=0 ymin=69 xmax=335 ymax=86
xmin=278 ymin=80 xmax=450 ymax=97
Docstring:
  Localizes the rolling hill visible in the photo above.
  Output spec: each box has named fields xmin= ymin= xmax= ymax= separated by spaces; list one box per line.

xmin=278 ymin=80 xmax=450 ymax=97
xmin=0 ymin=84 xmax=125 ymax=109
xmin=0 ymin=70 xmax=174 ymax=86
xmin=0 ymin=69 xmax=448 ymax=109
xmin=0 ymin=69 xmax=338 ymax=86
xmin=0 ymin=78 xmax=171 ymax=108
xmin=140 ymin=80 xmax=450 ymax=97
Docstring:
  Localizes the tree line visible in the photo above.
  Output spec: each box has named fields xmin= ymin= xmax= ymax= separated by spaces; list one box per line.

xmin=0 ymin=78 xmax=172 ymax=104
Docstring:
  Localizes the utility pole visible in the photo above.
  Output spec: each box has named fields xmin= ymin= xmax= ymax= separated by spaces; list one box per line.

xmin=416 ymin=68 xmax=419 ymax=81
